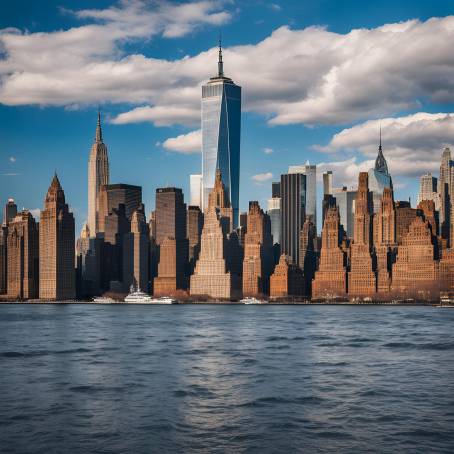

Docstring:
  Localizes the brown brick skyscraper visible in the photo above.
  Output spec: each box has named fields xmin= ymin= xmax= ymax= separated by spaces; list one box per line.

xmin=187 ymin=206 xmax=203 ymax=274
xmin=391 ymin=216 xmax=439 ymax=300
xmin=299 ymin=219 xmax=317 ymax=295
xmin=312 ymin=206 xmax=347 ymax=299
xmin=348 ymin=172 xmax=376 ymax=297
xmin=242 ymin=201 xmax=273 ymax=296
xmin=7 ymin=210 xmax=39 ymax=300
xmin=39 ymin=174 xmax=75 ymax=300
xmin=374 ymin=187 xmax=397 ymax=294
xmin=269 ymin=254 xmax=304 ymax=298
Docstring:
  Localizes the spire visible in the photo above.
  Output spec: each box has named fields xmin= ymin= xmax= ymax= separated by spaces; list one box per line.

xmin=375 ymin=122 xmax=389 ymax=174
xmin=218 ymin=34 xmax=224 ymax=77
xmin=95 ymin=108 xmax=103 ymax=143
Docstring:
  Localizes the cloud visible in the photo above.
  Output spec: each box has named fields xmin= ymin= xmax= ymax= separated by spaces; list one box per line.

xmin=1 ymin=172 xmax=20 ymax=176
xmin=162 ymin=129 xmax=201 ymax=154
xmin=3 ymin=14 xmax=454 ymax=127
xmin=263 ymin=147 xmax=273 ymax=155
xmin=270 ymin=4 xmax=282 ymax=11
xmin=252 ymin=172 xmax=273 ymax=183
xmin=9 ymin=156 xmax=16 ymax=162
xmin=317 ymin=112 xmax=453 ymax=180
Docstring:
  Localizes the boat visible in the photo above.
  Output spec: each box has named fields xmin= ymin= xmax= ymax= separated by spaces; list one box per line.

xmin=149 ymin=296 xmax=178 ymax=305
xmin=124 ymin=285 xmax=153 ymax=304
xmin=240 ymin=297 xmax=267 ymax=305
xmin=92 ymin=296 xmax=116 ymax=304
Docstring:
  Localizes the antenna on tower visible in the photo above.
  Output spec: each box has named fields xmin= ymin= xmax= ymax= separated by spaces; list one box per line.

xmin=218 ymin=32 xmax=224 ymax=77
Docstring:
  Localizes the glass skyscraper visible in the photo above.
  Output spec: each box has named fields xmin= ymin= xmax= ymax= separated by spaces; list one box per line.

xmin=201 ymin=42 xmax=241 ymax=228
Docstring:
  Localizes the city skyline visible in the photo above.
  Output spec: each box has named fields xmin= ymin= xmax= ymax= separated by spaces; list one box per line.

xmin=2 ymin=1 xmax=454 ymax=234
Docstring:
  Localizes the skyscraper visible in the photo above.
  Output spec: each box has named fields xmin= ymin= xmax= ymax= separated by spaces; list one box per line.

xmin=123 ymin=206 xmax=149 ymax=292
xmin=288 ymin=163 xmax=317 ymax=230
xmin=3 ymin=198 xmax=17 ymax=226
xmin=439 ymin=147 xmax=453 ymax=245
xmin=76 ymin=223 xmax=101 ymax=298
xmin=348 ymin=172 xmax=376 ymax=297
xmin=312 ymin=206 xmax=347 ymax=299
xmin=7 ymin=210 xmax=39 ymax=300
xmin=201 ymin=41 xmax=241 ymax=228
xmin=154 ymin=188 xmax=188 ymax=295
xmin=418 ymin=173 xmax=438 ymax=204
xmin=39 ymin=174 xmax=75 ymax=300
xmin=368 ymin=129 xmax=392 ymax=213
xmin=280 ymin=173 xmax=306 ymax=266
xmin=332 ymin=186 xmax=357 ymax=238
xmin=97 ymin=184 xmax=142 ymax=232
xmin=187 ymin=205 xmax=203 ymax=274
xmin=88 ymin=111 xmax=109 ymax=237
xmin=323 ymin=171 xmax=333 ymax=196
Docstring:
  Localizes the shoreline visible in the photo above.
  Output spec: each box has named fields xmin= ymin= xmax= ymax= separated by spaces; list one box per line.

xmin=0 ymin=300 xmax=444 ymax=306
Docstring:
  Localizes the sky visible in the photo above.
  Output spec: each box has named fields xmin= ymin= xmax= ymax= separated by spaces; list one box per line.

xmin=1 ymin=0 xmax=454 ymax=233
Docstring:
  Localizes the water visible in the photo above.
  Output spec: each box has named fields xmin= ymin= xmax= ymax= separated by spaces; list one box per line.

xmin=0 ymin=305 xmax=454 ymax=453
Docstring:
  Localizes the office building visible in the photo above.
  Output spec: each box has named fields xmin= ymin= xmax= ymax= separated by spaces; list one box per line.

xmin=269 ymin=254 xmax=304 ymax=298
xmin=332 ymin=186 xmax=357 ymax=238
xmin=88 ymin=111 xmax=109 ymax=236
xmin=39 ymin=174 xmax=75 ymax=300
xmin=190 ymin=174 xmax=202 ymax=208
xmin=201 ymin=41 xmax=241 ymax=228
xmin=323 ymin=171 xmax=333 ymax=196
xmin=288 ymin=163 xmax=317 ymax=230
xmin=280 ymin=173 xmax=306 ymax=266
xmin=7 ymin=210 xmax=39 ymax=300
xmin=3 ymin=199 xmax=17 ymax=226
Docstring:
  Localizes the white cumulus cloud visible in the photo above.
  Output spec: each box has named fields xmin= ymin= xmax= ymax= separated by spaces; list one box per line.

xmin=162 ymin=129 xmax=201 ymax=154
xmin=252 ymin=172 xmax=273 ymax=183
xmin=262 ymin=147 xmax=273 ymax=154
xmin=2 ymin=12 xmax=454 ymax=128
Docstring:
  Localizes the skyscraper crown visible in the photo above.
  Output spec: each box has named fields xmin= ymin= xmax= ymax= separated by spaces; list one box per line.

xmin=375 ymin=125 xmax=389 ymax=174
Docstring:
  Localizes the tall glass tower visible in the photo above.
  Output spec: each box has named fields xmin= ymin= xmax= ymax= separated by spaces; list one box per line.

xmin=201 ymin=41 xmax=241 ymax=228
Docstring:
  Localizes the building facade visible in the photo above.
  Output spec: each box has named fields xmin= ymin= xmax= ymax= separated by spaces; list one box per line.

xmin=39 ymin=174 xmax=75 ymax=300
xmin=7 ymin=210 xmax=39 ymax=300
xmin=201 ymin=42 xmax=241 ymax=228
xmin=88 ymin=111 xmax=109 ymax=237
xmin=280 ymin=173 xmax=306 ymax=266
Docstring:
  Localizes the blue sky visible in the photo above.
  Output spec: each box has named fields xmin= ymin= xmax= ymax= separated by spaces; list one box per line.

xmin=1 ymin=0 xmax=454 ymax=233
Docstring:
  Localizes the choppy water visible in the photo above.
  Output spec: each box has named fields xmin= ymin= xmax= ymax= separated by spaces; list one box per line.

xmin=0 ymin=304 xmax=454 ymax=453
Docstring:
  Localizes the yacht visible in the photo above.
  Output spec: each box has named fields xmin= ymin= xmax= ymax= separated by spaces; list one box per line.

xmin=124 ymin=285 xmax=153 ymax=304
xmin=92 ymin=296 xmax=116 ymax=304
xmin=149 ymin=296 xmax=178 ymax=305
xmin=240 ymin=297 xmax=267 ymax=305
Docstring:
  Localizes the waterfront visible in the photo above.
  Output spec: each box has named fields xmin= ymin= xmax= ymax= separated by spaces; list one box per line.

xmin=0 ymin=305 xmax=454 ymax=453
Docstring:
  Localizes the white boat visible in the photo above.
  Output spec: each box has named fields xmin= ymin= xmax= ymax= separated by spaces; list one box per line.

xmin=149 ymin=296 xmax=178 ymax=305
xmin=92 ymin=296 xmax=116 ymax=304
xmin=240 ymin=297 xmax=267 ymax=305
xmin=124 ymin=285 xmax=153 ymax=304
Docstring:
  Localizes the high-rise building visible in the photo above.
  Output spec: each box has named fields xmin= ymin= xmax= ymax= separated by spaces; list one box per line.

xmin=190 ymin=174 xmax=202 ymax=207
xmin=395 ymin=201 xmax=417 ymax=244
xmin=280 ymin=173 xmax=306 ymax=266
xmin=299 ymin=219 xmax=317 ymax=294
xmin=101 ymin=204 xmax=130 ymax=291
xmin=190 ymin=186 xmax=241 ymax=300
xmin=323 ymin=171 xmax=333 ymax=196
xmin=187 ymin=206 xmax=203 ymax=274
xmin=439 ymin=147 xmax=453 ymax=245
xmin=348 ymin=172 xmax=376 ymax=297
xmin=332 ymin=186 xmax=357 ymax=238
xmin=269 ymin=254 xmax=304 ymax=299
xmin=288 ymin=163 xmax=317 ymax=230
xmin=242 ymin=201 xmax=274 ymax=296
xmin=7 ymin=210 xmax=39 ymax=300
xmin=391 ymin=216 xmax=439 ymax=300
xmin=374 ymin=187 xmax=396 ymax=294
xmin=201 ymin=41 xmax=241 ymax=228
xmin=418 ymin=173 xmax=439 ymax=209
xmin=417 ymin=199 xmax=438 ymax=237
xmin=0 ymin=224 xmax=7 ymax=294
xmin=272 ymin=182 xmax=281 ymax=198
xmin=97 ymin=184 xmax=142 ymax=232
xmin=39 ymin=174 xmax=75 ymax=300
xmin=76 ymin=223 xmax=101 ymax=298
xmin=368 ymin=130 xmax=392 ymax=213
xmin=154 ymin=187 xmax=188 ymax=295
xmin=88 ymin=111 xmax=109 ymax=237
xmin=267 ymin=196 xmax=281 ymax=246
xmin=123 ymin=206 xmax=149 ymax=292
xmin=3 ymin=198 xmax=17 ymax=226
xmin=312 ymin=206 xmax=347 ymax=299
